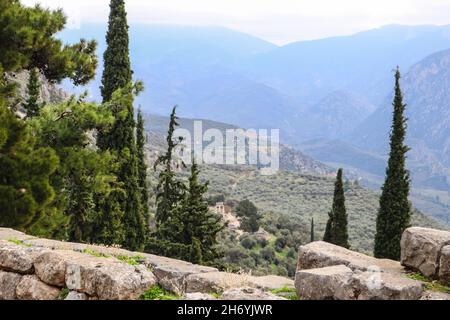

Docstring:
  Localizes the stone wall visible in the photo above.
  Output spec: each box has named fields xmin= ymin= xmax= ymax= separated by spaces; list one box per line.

xmin=294 ymin=227 xmax=450 ymax=300
xmin=0 ymin=228 xmax=293 ymax=300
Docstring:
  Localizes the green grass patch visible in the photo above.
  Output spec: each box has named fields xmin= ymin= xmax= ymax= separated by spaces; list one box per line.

xmin=117 ymin=255 xmax=145 ymax=266
xmin=82 ymin=248 xmax=110 ymax=258
xmin=407 ymin=272 xmax=450 ymax=293
xmin=139 ymin=285 xmax=179 ymax=300
xmin=270 ymin=286 xmax=298 ymax=300
xmin=59 ymin=288 xmax=70 ymax=300
xmin=8 ymin=238 xmax=32 ymax=247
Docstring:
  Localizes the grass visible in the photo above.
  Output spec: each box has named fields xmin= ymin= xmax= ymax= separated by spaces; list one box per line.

xmin=8 ymin=238 xmax=32 ymax=247
xmin=117 ymin=255 xmax=145 ymax=266
xmin=270 ymin=286 xmax=298 ymax=300
xmin=59 ymin=288 xmax=70 ymax=300
xmin=82 ymin=248 xmax=110 ymax=258
xmin=139 ymin=285 xmax=179 ymax=300
xmin=407 ymin=272 xmax=450 ymax=293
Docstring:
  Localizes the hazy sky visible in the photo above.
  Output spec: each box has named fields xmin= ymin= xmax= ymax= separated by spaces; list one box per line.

xmin=22 ymin=0 xmax=450 ymax=45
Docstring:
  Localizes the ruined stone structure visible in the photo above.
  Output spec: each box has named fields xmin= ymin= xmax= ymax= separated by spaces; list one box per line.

xmin=294 ymin=227 xmax=450 ymax=300
xmin=0 ymin=228 xmax=292 ymax=300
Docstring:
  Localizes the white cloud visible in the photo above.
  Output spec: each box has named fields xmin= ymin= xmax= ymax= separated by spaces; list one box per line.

xmin=22 ymin=0 xmax=450 ymax=44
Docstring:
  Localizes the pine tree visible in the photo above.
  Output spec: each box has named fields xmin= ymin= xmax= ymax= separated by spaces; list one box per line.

xmin=323 ymin=169 xmax=349 ymax=248
xmin=310 ymin=217 xmax=315 ymax=243
xmin=181 ymin=161 xmax=225 ymax=263
xmin=97 ymin=0 xmax=145 ymax=251
xmin=374 ymin=68 xmax=411 ymax=260
xmin=137 ymin=108 xmax=149 ymax=231
xmin=0 ymin=103 xmax=58 ymax=230
xmin=23 ymin=68 xmax=41 ymax=118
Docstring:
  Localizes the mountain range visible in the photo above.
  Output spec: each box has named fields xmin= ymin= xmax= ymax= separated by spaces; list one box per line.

xmin=57 ymin=23 xmax=450 ymax=224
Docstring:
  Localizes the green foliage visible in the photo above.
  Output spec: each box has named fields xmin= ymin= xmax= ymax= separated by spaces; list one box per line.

xmin=323 ymin=169 xmax=349 ymax=248
xmin=149 ymin=109 xmax=224 ymax=264
xmin=0 ymin=0 xmax=97 ymax=85
xmin=374 ymin=69 xmax=412 ymax=260
xmin=23 ymin=68 xmax=42 ymax=118
xmin=139 ymin=285 xmax=178 ymax=300
xmin=8 ymin=238 xmax=32 ymax=247
xmin=137 ymin=108 xmax=149 ymax=232
xmin=81 ymin=248 xmax=110 ymax=258
xmin=58 ymin=288 xmax=70 ymax=300
xmin=406 ymin=273 xmax=450 ymax=293
xmin=100 ymin=0 xmax=132 ymax=102
xmin=117 ymin=255 xmax=144 ymax=266
xmin=235 ymin=199 xmax=261 ymax=233
xmin=270 ymin=286 xmax=298 ymax=300
xmin=310 ymin=217 xmax=315 ymax=242
xmin=0 ymin=104 xmax=58 ymax=231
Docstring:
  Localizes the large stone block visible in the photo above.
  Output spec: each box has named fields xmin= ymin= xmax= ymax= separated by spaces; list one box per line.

xmin=249 ymin=275 xmax=294 ymax=291
xmin=0 ymin=241 xmax=46 ymax=274
xmin=15 ymin=275 xmax=60 ymax=300
xmin=34 ymin=251 xmax=68 ymax=287
xmin=64 ymin=251 xmax=157 ymax=300
xmin=297 ymin=241 xmax=401 ymax=274
xmin=153 ymin=263 xmax=217 ymax=295
xmin=401 ymin=227 xmax=450 ymax=278
xmin=221 ymin=287 xmax=287 ymax=300
xmin=0 ymin=271 xmax=22 ymax=300
xmin=185 ymin=272 xmax=256 ymax=294
xmin=350 ymin=270 xmax=423 ymax=300
xmin=438 ymin=245 xmax=450 ymax=285
xmin=295 ymin=265 xmax=354 ymax=300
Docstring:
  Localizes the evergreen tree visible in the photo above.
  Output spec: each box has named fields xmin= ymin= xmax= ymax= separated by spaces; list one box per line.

xmin=0 ymin=0 xmax=96 ymax=232
xmin=137 ymin=108 xmax=149 ymax=231
xmin=100 ymin=0 xmax=132 ymax=103
xmin=374 ymin=69 xmax=411 ymax=260
xmin=323 ymin=169 xmax=349 ymax=248
xmin=97 ymin=0 xmax=145 ymax=251
xmin=23 ymin=68 xmax=41 ymax=118
xmin=0 ymin=103 xmax=58 ymax=230
xmin=153 ymin=107 xmax=185 ymax=227
xmin=181 ymin=161 xmax=225 ymax=263
xmin=310 ymin=217 xmax=315 ymax=243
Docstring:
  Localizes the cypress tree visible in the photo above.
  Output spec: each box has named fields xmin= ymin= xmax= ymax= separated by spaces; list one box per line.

xmin=374 ymin=68 xmax=411 ymax=260
xmin=323 ymin=169 xmax=349 ymax=248
xmin=137 ymin=108 xmax=149 ymax=231
xmin=310 ymin=217 xmax=315 ymax=243
xmin=100 ymin=0 xmax=132 ymax=103
xmin=97 ymin=0 xmax=145 ymax=250
xmin=153 ymin=106 xmax=185 ymax=227
xmin=23 ymin=68 xmax=41 ymax=118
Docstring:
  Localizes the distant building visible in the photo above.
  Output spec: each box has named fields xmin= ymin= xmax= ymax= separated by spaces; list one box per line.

xmin=214 ymin=202 xmax=225 ymax=215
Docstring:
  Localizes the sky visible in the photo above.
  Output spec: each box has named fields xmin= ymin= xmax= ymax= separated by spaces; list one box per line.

xmin=22 ymin=0 xmax=450 ymax=45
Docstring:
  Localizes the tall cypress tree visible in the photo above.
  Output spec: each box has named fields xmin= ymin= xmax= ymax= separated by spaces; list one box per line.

xmin=23 ymin=68 xmax=41 ymax=118
xmin=137 ymin=108 xmax=149 ymax=231
xmin=374 ymin=68 xmax=411 ymax=260
xmin=310 ymin=217 xmax=315 ymax=243
xmin=323 ymin=169 xmax=349 ymax=248
xmin=100 ymin=0 xmax=132 ymax=103
xmin=97 ymin=0 xmax=145 ymax=250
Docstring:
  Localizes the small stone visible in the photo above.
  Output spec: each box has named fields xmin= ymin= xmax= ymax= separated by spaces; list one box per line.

xmin=16 ymin=275 xmax=60 ymax=300
xmin=0 ymin=271 xmax=22 ymax=300
xmin=438 ymin=245 xmax=450 ymax=285
xmin=65 ymin=291 xmax=88 ymax=300
xmin=185 ymin=272 xmax=256 ymax=294
xmin=184 ymin=292 xmax=217 ymax=300
xmin=221 ymin=287 xmax=287 ymax=300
